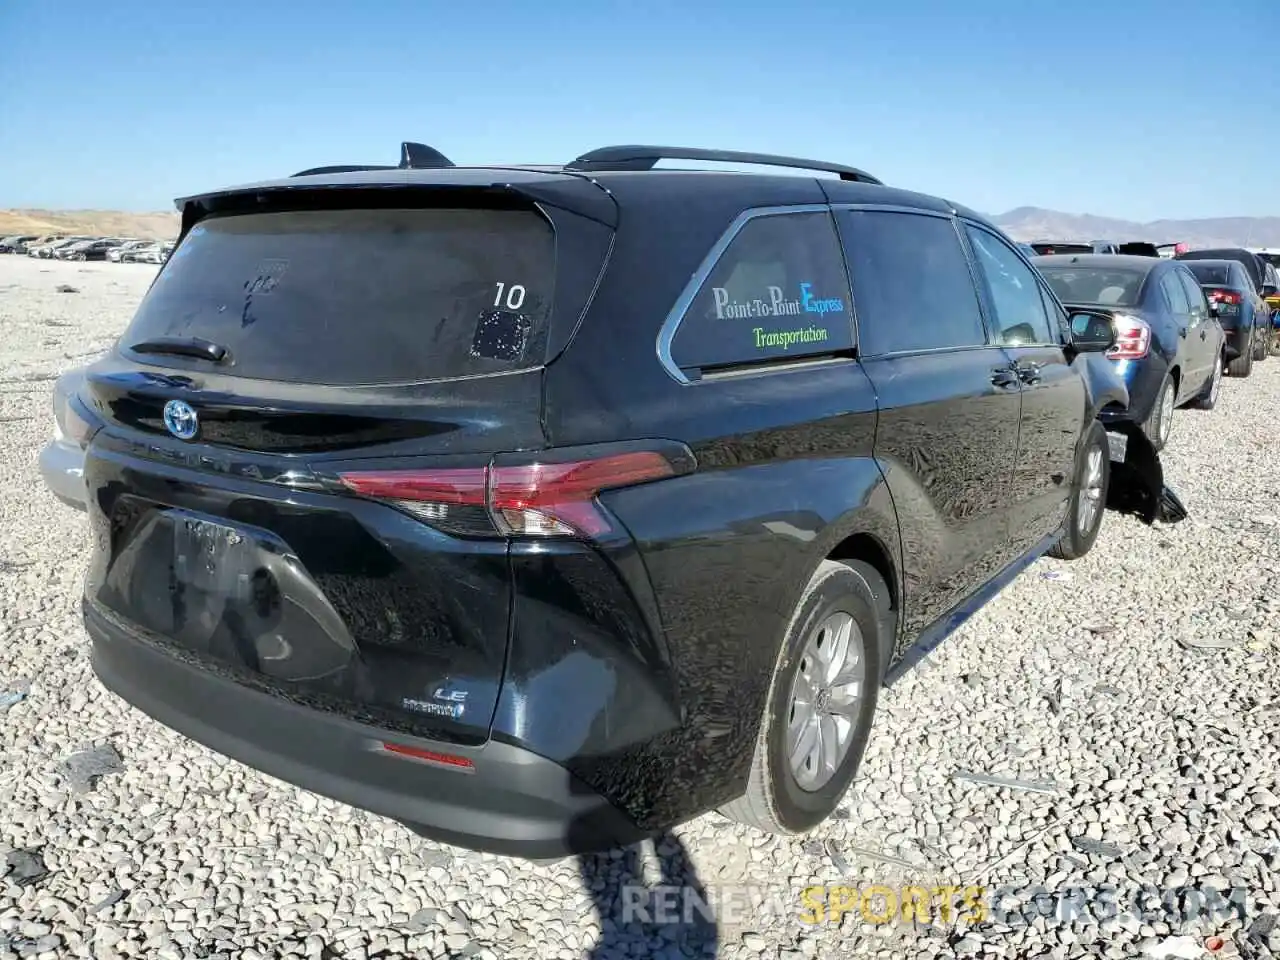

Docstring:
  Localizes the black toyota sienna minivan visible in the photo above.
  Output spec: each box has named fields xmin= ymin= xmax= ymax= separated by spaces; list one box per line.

xmin=76 ymin=143 xmax=1167 ymax=860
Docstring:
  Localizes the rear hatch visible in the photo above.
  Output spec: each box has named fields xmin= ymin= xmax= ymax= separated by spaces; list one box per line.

xmin=81 ymin=179 xmax=616 ymax=745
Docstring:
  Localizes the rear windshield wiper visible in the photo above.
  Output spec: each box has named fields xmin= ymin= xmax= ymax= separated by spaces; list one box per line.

xmin=128 ymin=336 xmax=229 ymax=363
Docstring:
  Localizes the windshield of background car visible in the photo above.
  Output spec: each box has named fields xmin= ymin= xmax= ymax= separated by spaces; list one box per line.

xmin=1035 ymin=265 xmax=1149 ymax=306
xmin=1186 ymin=263 xmax=1233 ymax=286
xmin=121 ymin=207 xmax=556 ymax=385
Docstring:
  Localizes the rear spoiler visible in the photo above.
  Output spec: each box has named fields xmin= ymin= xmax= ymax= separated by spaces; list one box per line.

xmin=290 ymin=141 xmax=455 ymax=177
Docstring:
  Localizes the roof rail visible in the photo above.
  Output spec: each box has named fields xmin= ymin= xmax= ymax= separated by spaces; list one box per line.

xmin=563 ymin=144 xmax=883 ymax=184
xmin=291 ymin=141 xmax=455 ymax=178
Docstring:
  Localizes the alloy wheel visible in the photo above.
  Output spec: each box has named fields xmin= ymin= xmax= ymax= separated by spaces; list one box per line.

xmin=1077 ymin=446 xmax=1104 ymax=536
xmin=787 ymin=611 xmax=865 ymax=792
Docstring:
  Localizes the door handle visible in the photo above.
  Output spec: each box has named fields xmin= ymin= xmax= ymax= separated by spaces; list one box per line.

xmin=1015 ymin=362 xmax=1042 ymax=385
xmin=990 ymin=366 xmax=1020 ymax=388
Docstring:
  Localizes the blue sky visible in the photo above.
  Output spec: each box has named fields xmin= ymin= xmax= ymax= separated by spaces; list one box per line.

xmin=2 ymin=0 xmax=1277 ymax=222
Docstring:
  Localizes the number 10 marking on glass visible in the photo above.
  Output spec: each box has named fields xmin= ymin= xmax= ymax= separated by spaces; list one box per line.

xmin=494 ymin=282 xmax=526 ymax=310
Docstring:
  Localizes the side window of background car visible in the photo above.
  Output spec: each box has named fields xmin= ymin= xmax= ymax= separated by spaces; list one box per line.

xmin=963 ymin=225 xmax=1055 ymax=346
xmin=669 ymin=211 xmax=854 ymax=372
xmin=1160 ymin=271 xmax=1190 ymax=316
xmin=1177 ymin=269 xmax=1207 ymax=325
xmin=837 ymin=210 xmax=987 ymax=355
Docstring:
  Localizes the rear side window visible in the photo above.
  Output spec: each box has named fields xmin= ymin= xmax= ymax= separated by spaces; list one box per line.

xmin=838 ymin=210 xmax=987 ymax=355
xmin=1177 ymin=269 xmax=1208 ymax=322
xmin=122 ymin=207 xmax=555 ymax=385
xmin=669 ymin=211 xmax=854 ymax=370
xmin=1160 ymin=271 xmax=1190 ymax=314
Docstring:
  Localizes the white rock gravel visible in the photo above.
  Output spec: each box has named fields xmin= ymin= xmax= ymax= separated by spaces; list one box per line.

xmin=1 ymin=254 xmax=1279 ymax=959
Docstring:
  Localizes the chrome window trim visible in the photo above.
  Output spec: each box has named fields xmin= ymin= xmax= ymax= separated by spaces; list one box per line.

xmin=654 ymin=203 xmax=838 ymax=385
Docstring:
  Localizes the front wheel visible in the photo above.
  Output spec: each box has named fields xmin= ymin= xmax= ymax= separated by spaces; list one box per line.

xmin=1050 ymin=420 xmax=1111 ymax=561
xmin=1254 ymin=325 xmax=1268 ymax=361
xmin=719 ymin=559 xmax=886 ymax=835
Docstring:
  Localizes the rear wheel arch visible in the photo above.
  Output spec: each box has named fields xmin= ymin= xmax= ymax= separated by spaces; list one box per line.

xmin=817 ymin=515 xmax=901 ymax=679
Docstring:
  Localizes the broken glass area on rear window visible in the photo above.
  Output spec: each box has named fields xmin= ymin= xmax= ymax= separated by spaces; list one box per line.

xmin=123 ymin=207 xmax=556 ymax=385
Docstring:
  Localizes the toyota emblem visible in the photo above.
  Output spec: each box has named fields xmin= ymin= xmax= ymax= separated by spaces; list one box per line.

xmin=162 ymin=399 xmax=199 ymax=440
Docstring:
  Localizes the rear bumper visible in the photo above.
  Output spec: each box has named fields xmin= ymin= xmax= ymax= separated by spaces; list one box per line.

xmin=39 ymin=437 xmax=86 ymax=510
xmin=85 ymin=601 xmax=649 ymax=860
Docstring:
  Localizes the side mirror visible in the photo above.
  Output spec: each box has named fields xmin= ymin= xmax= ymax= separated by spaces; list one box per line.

xmin=1068 ymin=311 xmax=1116 ymax=353
xmin=1263 ymin=284 xmax=1278 ymax=298
xmin=1208 ymin=300 xmax=1222 ymax=317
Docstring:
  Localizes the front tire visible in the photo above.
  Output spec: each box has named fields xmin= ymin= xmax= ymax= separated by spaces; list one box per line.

xmin=1050 ymin=420 xmax=1110 ymax=561
xmin=719 ymin=559 xmax=885 ymax=835
xmin=1254 ymin=325 xmax=1268 ymax=361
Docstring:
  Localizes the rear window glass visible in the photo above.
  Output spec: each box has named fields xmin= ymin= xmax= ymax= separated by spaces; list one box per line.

xmin=1185 ymin=262 xmax=1232 ymax=286
xmin=1036 ymin=265 xmax=1148 ymax=307
xmin=122 ymin=208 xmax=555 ymax=385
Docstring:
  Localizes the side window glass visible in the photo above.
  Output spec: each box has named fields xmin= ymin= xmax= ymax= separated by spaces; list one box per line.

xmin=1178 ymin=269 xmax=1207 ymax=324
xmin=1040 ymin=284 xmax=1069 ymax=341
xmin=838 ymin=210 xmax=987 ymax=355
xmin=670 ymin=212 xmax=854 ymax=371
xmin=1160 ymin=272 xmax=1190 ymax=315
xmin=963 ymin=225 xmax=1055 ymax=345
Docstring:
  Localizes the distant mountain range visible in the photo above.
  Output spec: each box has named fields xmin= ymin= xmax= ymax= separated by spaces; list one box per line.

xmin=4 ymin=204 xmax=1279 ymax=252
xmin=0 ymin=208 xmax=178 ymax=241
xmin=991 ymin=206 xmax=1280 ymax=250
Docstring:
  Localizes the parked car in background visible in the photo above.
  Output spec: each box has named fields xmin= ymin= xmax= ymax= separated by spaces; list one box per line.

xmin=1031 ymin=240 xmax=1114 ymax=255
xmin=108 ymin=239 xmax=151 ymax=262
xmin=1036 ymin=254 xmax=1224 ymax=449
xmin=0 ymin=234 xmax=39 ymax=253
xmin=1156 ymin=242 xmax=1190 ymax=259
xmin=1176 ymin=247 xmax=1271 ymax=364
xmin=55 ymin=238 xmax=125 ymax=261
xmin=1183 ymin=259 xmax=1269 ymax=376
xmin=1177 ymin=247 xmax=1265 ymax=296
xmin=67 ymin=141 xmax=1182 ymax=860
xmin=31 ymin=236 xmax=91 ymax=259
xmin=1029 ymin=240 xmax=1159 ymax=256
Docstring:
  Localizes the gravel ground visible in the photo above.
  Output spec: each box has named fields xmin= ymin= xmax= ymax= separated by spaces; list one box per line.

xmin=1 ymin=253 xmax=1278 ymax=960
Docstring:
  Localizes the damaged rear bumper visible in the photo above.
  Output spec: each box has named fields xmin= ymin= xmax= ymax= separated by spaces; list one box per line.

xmin=1103 ymin=424 xmax=1187 ymax=525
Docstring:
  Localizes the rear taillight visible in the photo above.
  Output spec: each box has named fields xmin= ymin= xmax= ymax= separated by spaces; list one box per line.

xmin=1106 ymin=314 xmax=1151 ymax=360
xmin=1206 ymin=288 xmax=1243 ymax=306
xmin=339 ymin=446 xmax=694 ymax=539
xmin=54 ymin=391 xmax=101 ymax=447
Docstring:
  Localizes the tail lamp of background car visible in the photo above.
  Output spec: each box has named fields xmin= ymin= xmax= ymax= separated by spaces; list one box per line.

xmin=339 ymin=448 xmax=696 ymax=540
xmin=1105 ymin=314 xmax=1151 ymax=361
xmin=1205 ymin=288 xmax=1242 ymax=318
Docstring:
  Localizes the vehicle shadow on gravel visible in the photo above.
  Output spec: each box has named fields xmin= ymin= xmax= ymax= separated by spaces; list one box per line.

xmin=575 ymin=831 xmax=718 ymax=959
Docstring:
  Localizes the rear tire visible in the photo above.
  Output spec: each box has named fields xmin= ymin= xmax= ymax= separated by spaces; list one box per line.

xmin=1227 ymin=335 xmax=1254 ymax=377
xmin=1191 ymin=352 xmax=1224 ymax=410
xmin=1050 ymin=420 xmax=1110 ymax=561
xmin=719 ymin=559 xmax=884 ymax=835
xmin=1146 ymin=375 xmax=1176 ymax=452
